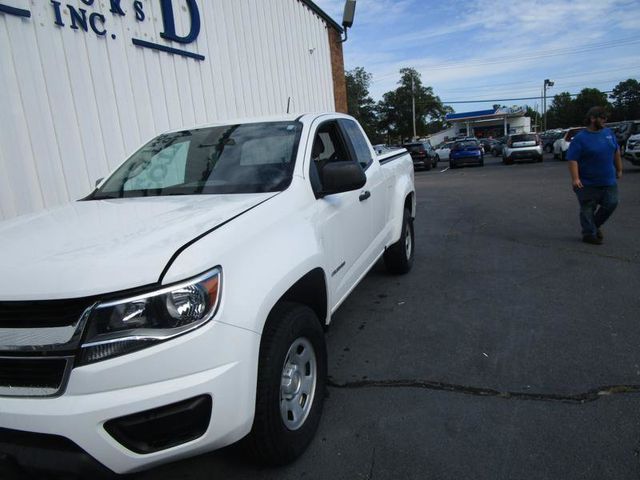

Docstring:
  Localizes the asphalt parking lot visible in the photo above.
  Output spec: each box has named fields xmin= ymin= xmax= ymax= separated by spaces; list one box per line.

xmin=5 ymin=154 xmax=640 ymax=480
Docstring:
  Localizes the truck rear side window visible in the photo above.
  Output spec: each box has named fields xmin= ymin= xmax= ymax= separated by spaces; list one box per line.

xmin=339 ymin=119 xmax=372 ymax=169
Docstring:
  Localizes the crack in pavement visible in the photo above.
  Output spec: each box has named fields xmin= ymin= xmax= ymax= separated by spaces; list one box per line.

xmin=327 ymin=378 xmax=640 ymax=404
xmin=367 ymin=447 xmax=376 ymax=480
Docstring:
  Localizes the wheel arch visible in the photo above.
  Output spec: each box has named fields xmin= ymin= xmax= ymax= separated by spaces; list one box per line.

xmin=264 ymin=268 xmax=329 ymax=333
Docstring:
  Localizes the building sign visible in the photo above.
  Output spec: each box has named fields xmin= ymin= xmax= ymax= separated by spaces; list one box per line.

xmin=0 ymin=0 xmax=204 ymax=61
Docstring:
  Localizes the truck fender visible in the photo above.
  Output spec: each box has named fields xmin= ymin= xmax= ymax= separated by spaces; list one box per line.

xmin=387 ymin=172 xmax=415 ymax=247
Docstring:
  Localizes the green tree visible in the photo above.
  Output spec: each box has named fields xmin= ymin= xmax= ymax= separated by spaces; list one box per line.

xmin=377 ymin=68 xmax=447 ymax=140
xmin=345 ymin=67 xmax=379 ymax=141
xmin=546 ymin=92 xmax=575 ymax=129
xmin=609 ymin=78 xmax=640 ymax=121
xmin=573 ymin=88 xmax=610 ymax=123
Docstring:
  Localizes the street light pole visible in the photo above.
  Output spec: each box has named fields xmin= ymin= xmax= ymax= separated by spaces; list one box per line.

xmin=543 ymin=79 xmax=554 ymax=131
xmin=411 ymin=75 xmax=417 ymax=140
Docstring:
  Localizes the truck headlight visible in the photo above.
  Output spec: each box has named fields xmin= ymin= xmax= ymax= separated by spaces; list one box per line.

xmin=79 ymin=268 xmax=221 ymax=364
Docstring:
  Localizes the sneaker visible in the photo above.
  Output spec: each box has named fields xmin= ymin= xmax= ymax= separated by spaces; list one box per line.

xmin=596 ymin=228 xmax=603 ymax=240
xmin=582 ymin=235 xmax=602 ymax=245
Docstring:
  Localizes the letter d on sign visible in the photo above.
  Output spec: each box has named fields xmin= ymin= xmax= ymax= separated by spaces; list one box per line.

xmin=159 ymin=0 xmax=201 ymax=44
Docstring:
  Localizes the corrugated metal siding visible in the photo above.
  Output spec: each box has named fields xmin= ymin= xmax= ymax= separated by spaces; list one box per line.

xmin=0 ymin=0 xmax=335 ymax=220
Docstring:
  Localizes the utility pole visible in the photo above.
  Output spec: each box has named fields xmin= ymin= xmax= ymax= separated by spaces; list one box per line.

xmin=543 ymin=79 xmax=554 ymax=132
xmin=411 ymin=75 xmax=417 ymax=140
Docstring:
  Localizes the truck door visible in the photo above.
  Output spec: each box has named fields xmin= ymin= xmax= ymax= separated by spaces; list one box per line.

xmin=338 ymin=118 xmax=390 ymax=256
xmin=308 ymin=120 xmax=374 ymax=308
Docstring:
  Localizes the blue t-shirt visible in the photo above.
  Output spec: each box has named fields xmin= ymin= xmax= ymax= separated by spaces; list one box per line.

xmin=567 ymin=128 xmax=618 ymax=186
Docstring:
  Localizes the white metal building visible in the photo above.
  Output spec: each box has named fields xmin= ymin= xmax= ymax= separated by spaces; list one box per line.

xmin=0 ymin=0 xmax=346 ymax=220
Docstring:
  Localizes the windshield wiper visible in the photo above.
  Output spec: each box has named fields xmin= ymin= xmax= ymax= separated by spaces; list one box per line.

xmin=89 ymin=194 xmax=123 ymax=200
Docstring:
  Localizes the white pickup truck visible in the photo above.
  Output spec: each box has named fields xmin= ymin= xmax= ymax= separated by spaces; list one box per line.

xmin=0 ymin=113 xmax=415 ymax=476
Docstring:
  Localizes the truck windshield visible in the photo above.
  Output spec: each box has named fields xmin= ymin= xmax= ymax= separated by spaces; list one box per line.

xmin=91 ymin=121 xmax=302 ymax=199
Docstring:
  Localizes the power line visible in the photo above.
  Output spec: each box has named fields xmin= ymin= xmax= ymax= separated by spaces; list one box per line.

xmin=436 ymin=77 xmax=638 ymax=99
xmin=434 ymin=67 xmax=640 ymax=95
xmin=439 ymin=91 xmax=613 ymax=105
xmin=371 ymin=36 xmax=640 ymax=82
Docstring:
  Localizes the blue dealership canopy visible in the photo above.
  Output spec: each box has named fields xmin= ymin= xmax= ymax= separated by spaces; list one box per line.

xmin=445 ymin=107 xmax=525 ymax=122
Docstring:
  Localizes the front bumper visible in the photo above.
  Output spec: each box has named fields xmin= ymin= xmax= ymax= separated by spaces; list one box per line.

xmin=624 ymin=150 xmax=640 ymax=165
xmin=0 ymin=320 xmax=260 ymax=475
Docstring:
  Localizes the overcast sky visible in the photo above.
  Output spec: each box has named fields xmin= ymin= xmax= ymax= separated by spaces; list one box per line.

xmin=314 ymin=0 xmax=640 ymax=114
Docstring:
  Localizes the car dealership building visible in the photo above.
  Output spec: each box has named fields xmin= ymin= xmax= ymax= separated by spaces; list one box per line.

xmin=0 ymin=0 xmax=346 ymax=220
xmin=428 ymin=107 xmax=532 ymax=146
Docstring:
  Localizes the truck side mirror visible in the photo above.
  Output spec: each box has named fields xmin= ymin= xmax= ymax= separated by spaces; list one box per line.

xmin=320 ymin=162 xmax=366 ymax=196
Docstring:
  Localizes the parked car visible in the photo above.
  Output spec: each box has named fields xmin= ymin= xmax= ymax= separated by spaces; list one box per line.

xmin=373 ymin=144 xmax=393 ymax=155
xmin=624 ymin=133 xmax=640 ymax=166
xmin=479 ymin=139 xmax=498 ymax=154
xmin=610 ymin=120 xmax=640 ymax=154
xmin=553 ymin=128 xmax=585 ymax=160
xmin=540 ymin=132 xmax=562 ymax=153
xmin=449 ymin=139 xmax=484 ymax=168
xmin=503 ymin=133 xmax=543 ymax=164
xmin=403 ymin=142 xmax=438 ymax=170
xmin=435 ymin=141 xmax=454 ymax=162
xmin=490 ymin=137 xmax=507 ymax=156
xmin=0 ymin=114 xmax=416 ymax=476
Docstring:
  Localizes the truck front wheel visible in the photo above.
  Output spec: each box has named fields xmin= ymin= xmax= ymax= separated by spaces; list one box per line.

xmin=384 ymin=208 xmax=415 ymax=274
xmin=246 ymin=302 xmax=327 ymax=465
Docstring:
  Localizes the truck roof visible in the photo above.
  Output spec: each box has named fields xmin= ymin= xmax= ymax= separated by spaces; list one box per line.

xmin=163 ymin=113 xmax=351 ymax=135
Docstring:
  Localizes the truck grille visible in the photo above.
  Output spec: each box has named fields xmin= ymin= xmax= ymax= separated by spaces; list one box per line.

xmin=0 ymin=299 xmax=93 ymax=328
xmin=0 ymin=356 xmax=70 ymax=396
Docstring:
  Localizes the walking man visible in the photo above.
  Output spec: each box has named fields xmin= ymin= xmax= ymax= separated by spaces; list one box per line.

xmin=567 ymin=106 xmax=622 ymax=245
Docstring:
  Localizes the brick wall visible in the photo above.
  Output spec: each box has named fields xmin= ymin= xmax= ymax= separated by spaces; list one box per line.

xmin=328 ymin=28 xmax=348 ymax=113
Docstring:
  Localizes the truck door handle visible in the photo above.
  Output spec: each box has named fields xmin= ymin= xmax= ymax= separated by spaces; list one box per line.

xmin=359 ymin=191 xmax=371 ymax=202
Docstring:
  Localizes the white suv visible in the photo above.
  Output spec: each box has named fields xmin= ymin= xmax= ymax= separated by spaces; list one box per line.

xmin=553 ymin=128 xmax=585 ymax=161
xmin=502 ymin=133 xmax=543 ymax=165
xmin=625 ymin=133 xmax=640 ymax=166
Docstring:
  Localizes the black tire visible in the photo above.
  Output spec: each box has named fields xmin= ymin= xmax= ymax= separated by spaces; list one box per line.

xmin=449 ymin=160 xmax=455 ymax=169
xmin=384 ymin=208 xmax=414 ymax=274
xmin=561 ymin=150 xmax=566 ymax=161
xmin=424 ymin=160 xmax=432 ymax=171
xmin=245 ymin=303 xmax=327 ymax=466
xmin=435 ymin=155 xmax=440 ymax=163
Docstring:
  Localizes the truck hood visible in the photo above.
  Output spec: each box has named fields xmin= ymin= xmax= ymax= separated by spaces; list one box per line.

xmin=0 ymin=194 xmax=275 ymax=300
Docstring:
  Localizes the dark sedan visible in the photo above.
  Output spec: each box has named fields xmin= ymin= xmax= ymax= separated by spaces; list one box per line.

xmin=449 ymin=139 xmax=484 ymax=168
xmin=490 ymin=137 xmax=507 ymax=156
xmin=541 ymin=132 xmax=562 ymax=153
xmin=403 ymin=142 xmax=438 ymax=170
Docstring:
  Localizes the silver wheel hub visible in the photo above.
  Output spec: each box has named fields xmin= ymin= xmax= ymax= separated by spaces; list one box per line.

xmin=405 ymin=224 xmax=412 ymax=259
xmin=280 ymin=337 xmax=317 ymax=431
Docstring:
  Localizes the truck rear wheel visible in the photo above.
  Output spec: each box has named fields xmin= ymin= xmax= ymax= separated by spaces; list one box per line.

xmin=245 ymin=303 xmax=327 ymax=466
xmin=384 ymin=208 xmax=414 ymax=274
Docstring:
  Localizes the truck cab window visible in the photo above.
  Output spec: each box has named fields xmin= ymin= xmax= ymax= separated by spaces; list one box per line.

xmin=339 ymin=119 xmax=373 ymax=170
xmin=309 ymin=121 xmax=352 ymax=194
